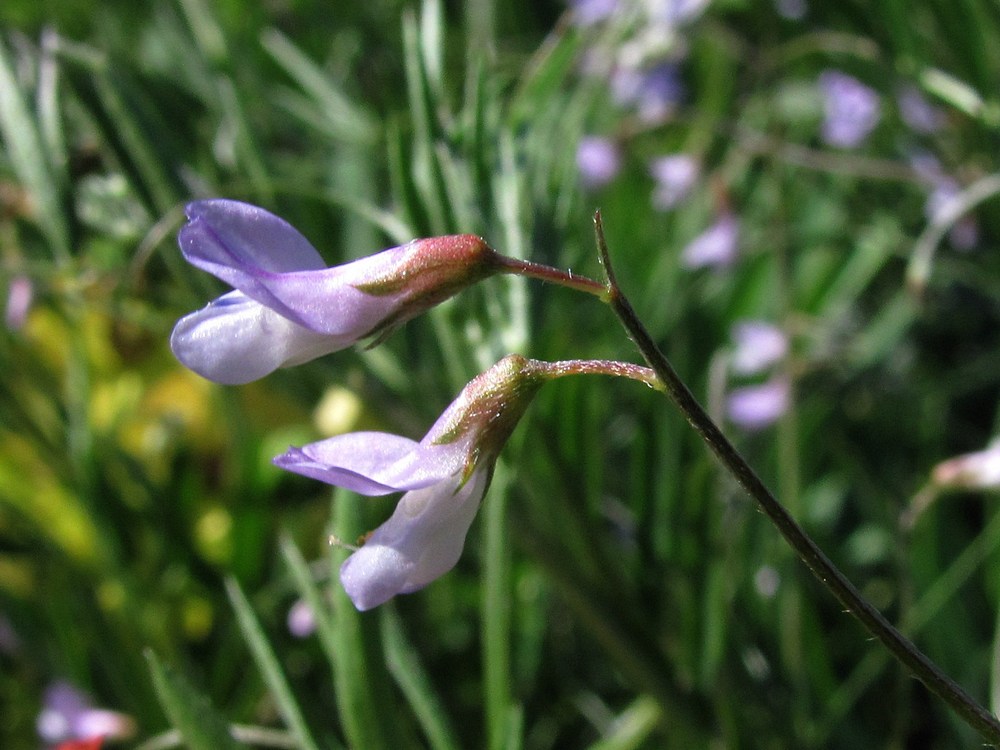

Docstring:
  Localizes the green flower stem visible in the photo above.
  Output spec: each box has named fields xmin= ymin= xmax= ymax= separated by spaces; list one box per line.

xmin=590 ymin=211 xmax=1000 ymax=745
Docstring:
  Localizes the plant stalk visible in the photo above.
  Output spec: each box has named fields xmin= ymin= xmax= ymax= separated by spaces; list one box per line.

xmin=591 ymin=210 xmax=1000 ymax=746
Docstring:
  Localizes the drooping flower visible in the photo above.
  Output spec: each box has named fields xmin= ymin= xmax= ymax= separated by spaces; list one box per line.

xmin=171 ymin=200 xmax=503 ymax=384
xmin=275 ymin=354 xmax=548 ymax=610
xmin=36 ymin=681 xmax=134 ymax=747
xmin=818 ymin=70 xmax=880 ymax=148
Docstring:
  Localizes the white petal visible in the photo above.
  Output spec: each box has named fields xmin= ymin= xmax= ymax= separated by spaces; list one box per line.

xmin=339 ymin=469 xmax=489 ymax=610
xmin=170 ymin=291 xmax=345 ymax=384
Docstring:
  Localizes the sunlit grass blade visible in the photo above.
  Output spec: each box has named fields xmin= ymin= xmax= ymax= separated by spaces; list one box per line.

xmin=145 ymin=649 xmax=242 ymax=750
xmin=223 ymin=577 xmax=321 ymax=750
xmin=586 ymin=696 xmax=661 ymax=750
xmin=380 ymin=607 xmax=461 ymax=750
xmin=0 ymin=35 xmax=71 ymax=261
xmin=260 ymin=28 xmax=378 ymax=145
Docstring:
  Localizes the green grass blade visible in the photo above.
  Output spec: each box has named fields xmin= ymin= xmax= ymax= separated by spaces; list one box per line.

xmin=0 ymin=36 xmax=71 ymax=261
xmin=144 ymin=649 xmax=242 ymax=750
xmin=381 ymin=607 xmax=462 ymax=750
xmin=224 ymin=577 xmax=321 ymax=750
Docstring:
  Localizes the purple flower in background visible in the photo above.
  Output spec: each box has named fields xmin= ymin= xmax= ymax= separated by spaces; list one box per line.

xmin=730 ymin=320 xmax=788 ymax=376
xmin=36 ymin=681 xmax=134 ymax=746
xmin=4 ymin=275 xmax=32 ymax=331
xmin=570 ymin=0 xmax=618 ymax=25
xmin=275 ymin=355 xmax=546 ymax=610
xmin=774 ymin=0 xmax=807 ymax=20
xmin=171 ymin=200 xmax=502 ymax=385
xmin=681 ymin=213 xmax=739 ymax=269
xmin=818 ymin=71 xmax=880 ymax=148
xmin=727 ymin=377 xmax=790 ymax=431
xmin=932 ymin=442 xmax=1000 ymax=489
xmin=650 ymin=154 xmax=698 ymax=210
xmin=612 ymin=62 xmax=685 ymax=122
xmin=897 ymin=86 xmax=944 ymax=134
xmin=287 ymin=598 xmax=317 ymax=638
xmin=577 ymin=136 xmax=623 ymax=189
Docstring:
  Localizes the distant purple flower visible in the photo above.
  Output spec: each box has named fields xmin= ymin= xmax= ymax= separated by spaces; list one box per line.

xmin=36 ymin=681 xmax=134 ymax=746
xmin=275 ymin=355 xmax=546 ymax=610
xmin=287 ymin=599 xmax=316 ymax=638
xmin=730 ymin=320 xmax=788 ymax=376
xmin=612 ymin=62 xmax=684 ymax=122
xmin=5 ymin=275 xmax=32 ymax=331
xmin=649 ymin=154 xmax=698 ymax=210
xmin=570 ymin=0 xmax=618 ymax=25
xmin=727 ymin=377 xmax=790 ymax=430
xmin=924 ymin=175 xmax=980 ymax=251
xmin=932 ymin=442 xmax=1000 ymax=489
xmin=818 ymin=71 xmax=881 ymax=148
xmin=648 ymin=0 xmax=710 ymax=24
xmin=681 ymin=214 xmax=739 ymax=269
xmin=171 ymin=200 xmax=502 ymax=384
xmin=774 ymin=0 xmax=807 ymax=20
xmin=897 ymin=86 xmax=944 ymax=134
xmin=577 ymin=137 xmax=622 ymax=189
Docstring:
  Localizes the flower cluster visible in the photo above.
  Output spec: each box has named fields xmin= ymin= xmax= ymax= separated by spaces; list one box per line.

xmin=172 ymin=200 xmax=648 ymax=610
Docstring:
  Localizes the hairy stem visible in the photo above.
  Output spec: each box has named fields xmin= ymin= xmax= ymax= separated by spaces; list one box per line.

xmin=592 ymin=210 xmax=1000 ymax=745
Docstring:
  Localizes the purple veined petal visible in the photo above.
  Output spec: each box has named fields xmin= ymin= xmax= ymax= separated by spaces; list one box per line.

xmin=339 ymin=468 xmax=490 ymax=610
xmin=170 ymin=291 xmax=345 ymax=384
xmin=182 ymin=200 xmax=326 ymax=274
xmin=181 ymin=204 xmax=412 ymax=335
xmin=273 ymin=431 xmax=464 ymax=495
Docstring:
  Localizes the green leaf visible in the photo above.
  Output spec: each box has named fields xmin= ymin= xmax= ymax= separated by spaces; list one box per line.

xmin=224 ymin=577 xmax=321 ymax=750
xmin=144 ymin=649 xmax=242 ymax=750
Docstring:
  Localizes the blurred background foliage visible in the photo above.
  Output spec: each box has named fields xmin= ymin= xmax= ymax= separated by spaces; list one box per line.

xmin=3 ymin=0 xmax=1000 ymax=747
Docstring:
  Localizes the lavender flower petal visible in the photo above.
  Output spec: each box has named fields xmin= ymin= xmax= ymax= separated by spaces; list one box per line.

xmin=339 ymin=469 xmax=489 ymax=610
xmin=681 ymin=214 xmax=740 ymax=269
xmin=274 ymin=431 xmax=462 ymax=495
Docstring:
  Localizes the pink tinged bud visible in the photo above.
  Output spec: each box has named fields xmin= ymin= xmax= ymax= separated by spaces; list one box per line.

xmin=727 ymin=377 xmax=790 ymax=431
xmin=681 ymin=214 xmax=739 ymax=270
xmin=931 ymin=443 xmax=1000 ymax=490
xmin=37 ymin=681 xmax=134 ymax=744
xmin=171 ymin=200 xmax=501 ymax=384
xmin=274 ymin=355 xmax=545 ymax=609
xmin=730 ymin=320 xmax=788 ymax=376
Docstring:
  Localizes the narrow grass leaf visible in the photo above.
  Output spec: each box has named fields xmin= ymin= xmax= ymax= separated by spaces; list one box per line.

xmin=224 ymin=577 xmax=321 ymax=750
xmin=144 ymin=649 xmax=242 ymax=750
xmin=381 ymin=607 xmax=461 ymax=750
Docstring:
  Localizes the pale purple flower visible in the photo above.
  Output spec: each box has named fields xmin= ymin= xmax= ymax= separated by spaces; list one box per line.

xmin=774 ymin=0 xmax=806 ymax=20
xmin=275 ymin=355 xmax=546 ymax=610
xmin=171 ymin=200 xmax=501 ymax=385
xmin=287 ymin=598 xmax=317 ymax=638
xmin=727 ymin=377 xmax=790 ymax=430
xmin=577 ymin=137 xmax=622 ymax=189
xmin=818 ymin=71 xmax=881 ymax=148
xmin=924 ymin=174 xmax=980 ymax=251
xmin=36 ymin=680 xmax=134 ymax=745
xmin=932 ymin=442 xmax=1000 ymax=489
xmin=611 ymin=62 xmax=684 ymax=122
xmin=681 ymin=214 xmax=739 ymax=269
xmin=730 ymin=320 xmax=788 ymax=376
xmin=571 ymin=0 xmax=619 ymax=25
xmin=649 ymin=154 xmax=698 ymax=210
xmin=647 ymin=0 xmax=710 ymax=24
xmin=897 ymin=86 xmax=945 ymax=134
xmin=4 ymin=275 xmax=32 ymax=331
